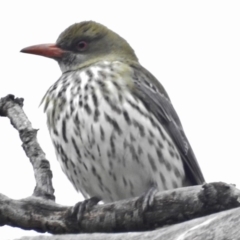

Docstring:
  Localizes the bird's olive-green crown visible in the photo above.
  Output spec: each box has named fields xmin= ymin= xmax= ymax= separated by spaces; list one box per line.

xmin=56 ymin=21 xmax=138 ymax=72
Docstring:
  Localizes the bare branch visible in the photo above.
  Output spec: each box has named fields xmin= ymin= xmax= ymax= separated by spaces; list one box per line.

xmin=0 ymin=94 xmax=55 ymax=200
xmin=15 ymin=207 xmax=240 ymax=240
xmin=0 ymin=182 xmax=240 ymax=234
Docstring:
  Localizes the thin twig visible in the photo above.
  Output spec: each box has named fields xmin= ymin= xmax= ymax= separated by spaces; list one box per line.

xmin=0 ymin=94 xmax=55 ymax=200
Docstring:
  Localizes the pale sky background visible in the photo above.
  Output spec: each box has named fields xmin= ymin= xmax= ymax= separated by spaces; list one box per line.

xmin=0 ymin=1 xmax=240 ymax=239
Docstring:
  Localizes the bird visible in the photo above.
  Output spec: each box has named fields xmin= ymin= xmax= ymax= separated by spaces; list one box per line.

xmin=20 ymin=21 xmax=205 ymax=206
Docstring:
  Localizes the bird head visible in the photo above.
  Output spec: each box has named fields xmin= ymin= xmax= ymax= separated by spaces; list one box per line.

xmin=20 ymin=21 xmax=138 ymax=72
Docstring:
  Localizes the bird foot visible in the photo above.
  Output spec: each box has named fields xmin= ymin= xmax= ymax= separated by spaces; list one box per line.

xmin=71 ymin=196 xmax=101 ymax=223
xmin=135 ymin=183 xmax=158 ymax=212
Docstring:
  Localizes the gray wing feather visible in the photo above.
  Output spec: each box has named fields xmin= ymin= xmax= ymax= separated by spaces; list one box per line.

xmin=131 ymin=64 xmax=205 ymax=185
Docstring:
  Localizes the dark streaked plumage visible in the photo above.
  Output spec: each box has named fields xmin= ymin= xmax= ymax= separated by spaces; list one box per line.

xmin=21 ymin=21 xmax=204 ymax=203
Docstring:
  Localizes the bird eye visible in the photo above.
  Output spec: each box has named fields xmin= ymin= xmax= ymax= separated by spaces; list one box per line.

xmin=77 ymin=41 xmax=88 ymax=51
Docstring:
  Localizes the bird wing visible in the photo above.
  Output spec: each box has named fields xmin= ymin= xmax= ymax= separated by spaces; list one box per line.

xmin=130 ymin=63 xmax=205 ymax=185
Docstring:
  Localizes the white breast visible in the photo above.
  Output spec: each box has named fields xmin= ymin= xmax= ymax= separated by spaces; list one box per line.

xmin=42 ymin=61 xmax=186 ymax=202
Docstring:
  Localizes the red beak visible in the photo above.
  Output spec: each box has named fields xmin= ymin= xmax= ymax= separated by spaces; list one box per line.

xmin=20 ymin=44 xmax=64 ymax=59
